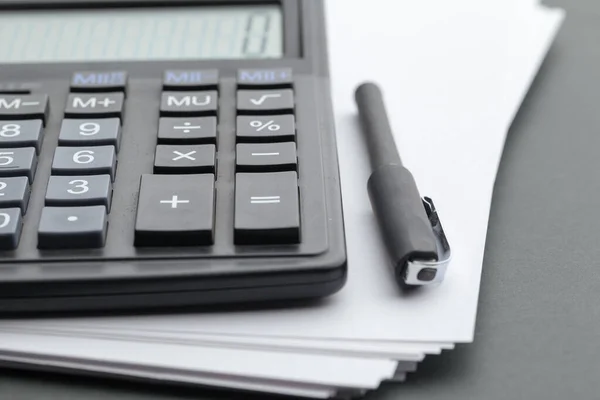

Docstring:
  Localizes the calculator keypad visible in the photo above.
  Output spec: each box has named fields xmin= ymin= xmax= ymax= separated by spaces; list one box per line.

xmin=0 ymin=68 xmax=308 ymax=254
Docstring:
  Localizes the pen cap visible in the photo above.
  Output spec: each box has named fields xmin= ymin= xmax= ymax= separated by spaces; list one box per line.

xmin=367 ymin=164 xmax=439 ymax=285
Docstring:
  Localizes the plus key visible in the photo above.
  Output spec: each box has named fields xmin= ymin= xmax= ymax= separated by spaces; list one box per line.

xmin=134 ymin=174 xmax=216 ymax=246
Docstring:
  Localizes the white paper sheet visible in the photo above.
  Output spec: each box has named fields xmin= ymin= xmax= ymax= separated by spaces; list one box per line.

xmin=4 ymin=0 xmax=565 ymax=344
xmin=0 ymin=332 xmax=397 ymax=390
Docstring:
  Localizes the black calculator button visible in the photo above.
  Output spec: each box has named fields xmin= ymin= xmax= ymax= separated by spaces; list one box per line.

xmin=70 ymin=71 xmax=128 ymax=94
xmin=160 ymin=91 xmax=218 ymax=117
xmin=0 ymin=208 xmax=23 ymax=250
xmin=59 ymin=118 xmax=122 ymax=151
xmin=234 ymin=172 xmax=300 ymax=245
xmin=237 ymin=68 xmax=293 ymax=89
xmin=0 ymin=177 xmax=30 ymax=214
xmin=0 ymin=147 xmax=37 ymax=183
xmin=0 ymin=120 xmax=43 ymax=153
xmin=158 ymin=117 xmax=217 ymax=145
xmin=237 ymin=89 xmax=294 ymax=115
xmin=236 ymin=143 xmax=297 ymax=173
xmin=45 ymin=175 xmax=113 ymax=210
xmin=64 ymin=93 xmax=125 ymax=119
xmin=51 ymin=146 xmax=117 ymax=181
xmin=37 ymin=206 xmax=108 ymax=249
xmin=236 ymin=115 xmax=295 ymax=143
xmin=154 ymin=144 xmax=216 ymax=174
xmin=163 ymin=69 xmax=219 ymax=91
xmin=0 ymin=95 xmax=49 ymax=124
xmin=134 ymin=174 xmax=216 ymax=247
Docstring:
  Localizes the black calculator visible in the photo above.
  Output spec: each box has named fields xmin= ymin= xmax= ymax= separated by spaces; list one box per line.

xmin=0 ymin=0 xmax=347 ymax=313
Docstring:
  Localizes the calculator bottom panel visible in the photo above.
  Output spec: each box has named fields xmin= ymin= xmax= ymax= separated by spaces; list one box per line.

xmin=0 ymin=261 xmax=346 ymax=314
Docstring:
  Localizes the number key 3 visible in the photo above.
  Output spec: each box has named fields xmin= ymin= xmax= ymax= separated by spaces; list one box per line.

xmin=51 ymin=146 xmax=117 ymax=181
xmin=45 ymin=175 xmax=113 ymax=210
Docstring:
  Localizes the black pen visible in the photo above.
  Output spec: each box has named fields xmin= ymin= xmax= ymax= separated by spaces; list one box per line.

xmin=354 ymin=82 xmax=451 ymax=286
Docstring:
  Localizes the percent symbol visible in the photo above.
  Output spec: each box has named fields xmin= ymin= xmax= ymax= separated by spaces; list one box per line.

xmin=250 ymin=120 xmax=281 ymax=132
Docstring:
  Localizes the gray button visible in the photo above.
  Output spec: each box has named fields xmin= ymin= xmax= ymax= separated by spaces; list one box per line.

xmin=0 ymin=147 xmax=37 ymax=182
xmin=59 ymin=118 xmax=122 ymax=150
xmin=45 ymin=175 xmax=112 ymax=210
xmin=236 ymin=115 xmax=295 ymax=142
xmin=236 ymin=142 xmax=297 ymax=173
xmin=154 ymin=144 xmax=215 ymax=174
xmin=160 ymin=91 xmax=218 ymax=117
xmin=0 ymin=177 xmax=30 ymax=213
xmin=51 ymin=146 xmax=117 ymax=181
xmin=0 ymin=208 xmax=23 ymax=250
xmin=134 ymin=174 xmax=216 ymax=246
xmin=0 ymin=120 xmax=44 ymax=153
xmin=237 ymin=89 xmax=294 ymax=115
xmin=234 ymin=171 xmax=300 ymax=245
xmin=0 ymin=94 xmax=49 ymax=124
xmin=237 ymin=68 xmax=293 ymax=89
xmin=65 ymin=93 xmax=124 ymax=119
xmin=38 ymin=206 xmax=108 ymax=249
xmin=158 ymin=117 xmax=217 ymax=145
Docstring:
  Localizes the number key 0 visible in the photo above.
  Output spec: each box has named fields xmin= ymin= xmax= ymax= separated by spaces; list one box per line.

xmin=51 ymin=146 xmax=117 ymax=181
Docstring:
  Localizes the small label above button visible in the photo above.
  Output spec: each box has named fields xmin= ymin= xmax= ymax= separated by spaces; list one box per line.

xmin=163 ymin=69 xmax=219 ymax=91
xmin=0 ymin=94 xmax=49 ymax=124
xmin=70 ymin=71 xmax=128 ymax=94
xmin=65 ymin=93 xmax=125 ymax=119
xmin=237 ymin=68 xmax=293 ymax=89
xmin=160 ymin=91 xmax=218 ymax=117
xmin=237 ymin=89 xmax=294 ymax=115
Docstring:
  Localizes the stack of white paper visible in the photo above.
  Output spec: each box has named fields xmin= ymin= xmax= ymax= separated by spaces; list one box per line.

xmin=0 ymin=1 xmax=565 ymax=398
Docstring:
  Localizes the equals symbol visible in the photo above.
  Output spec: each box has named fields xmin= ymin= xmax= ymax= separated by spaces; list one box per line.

xmin=174 ymin=122 xmax=201 ymax=133
xmin=251 ymin=196 xmax=281 ymax=204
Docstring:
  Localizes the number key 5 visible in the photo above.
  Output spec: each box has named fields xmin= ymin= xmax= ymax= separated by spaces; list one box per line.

xmin=51 ymin=146 xmax=117 ymax=181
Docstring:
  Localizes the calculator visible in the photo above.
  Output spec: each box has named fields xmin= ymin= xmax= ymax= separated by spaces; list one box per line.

xmin=0 ymin=0 xmax=347 ymax=313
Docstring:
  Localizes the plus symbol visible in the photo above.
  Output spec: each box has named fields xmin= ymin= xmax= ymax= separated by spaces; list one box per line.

xmin=99 ymin=97 xmax=116 ymax=107
xmin=159 ymin=195 xmax=190 ymax=209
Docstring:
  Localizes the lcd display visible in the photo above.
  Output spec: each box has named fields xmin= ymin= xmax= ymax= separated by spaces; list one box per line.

xmin=0 ymin=5 xmax=283 ymax=63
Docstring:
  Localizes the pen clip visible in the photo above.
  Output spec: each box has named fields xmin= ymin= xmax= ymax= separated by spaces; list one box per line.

xmin=403 ymin=197 xmax=452 ymax=286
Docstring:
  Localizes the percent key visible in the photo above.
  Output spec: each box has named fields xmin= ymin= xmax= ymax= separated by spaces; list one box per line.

xmin=236 ymin=115 xmax=296 ymax=143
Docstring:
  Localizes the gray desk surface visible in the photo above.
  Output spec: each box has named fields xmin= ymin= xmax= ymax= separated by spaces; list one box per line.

xmin=2 ymin=0 xmax=599 ymax=399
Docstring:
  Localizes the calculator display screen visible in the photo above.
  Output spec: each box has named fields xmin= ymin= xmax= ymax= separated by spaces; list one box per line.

xmin=0 ymin=5 xmax=283 ymax=63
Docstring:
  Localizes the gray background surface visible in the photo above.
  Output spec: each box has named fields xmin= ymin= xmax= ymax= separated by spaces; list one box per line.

xmin=1 ymin=0 xmax=599 ymax=398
